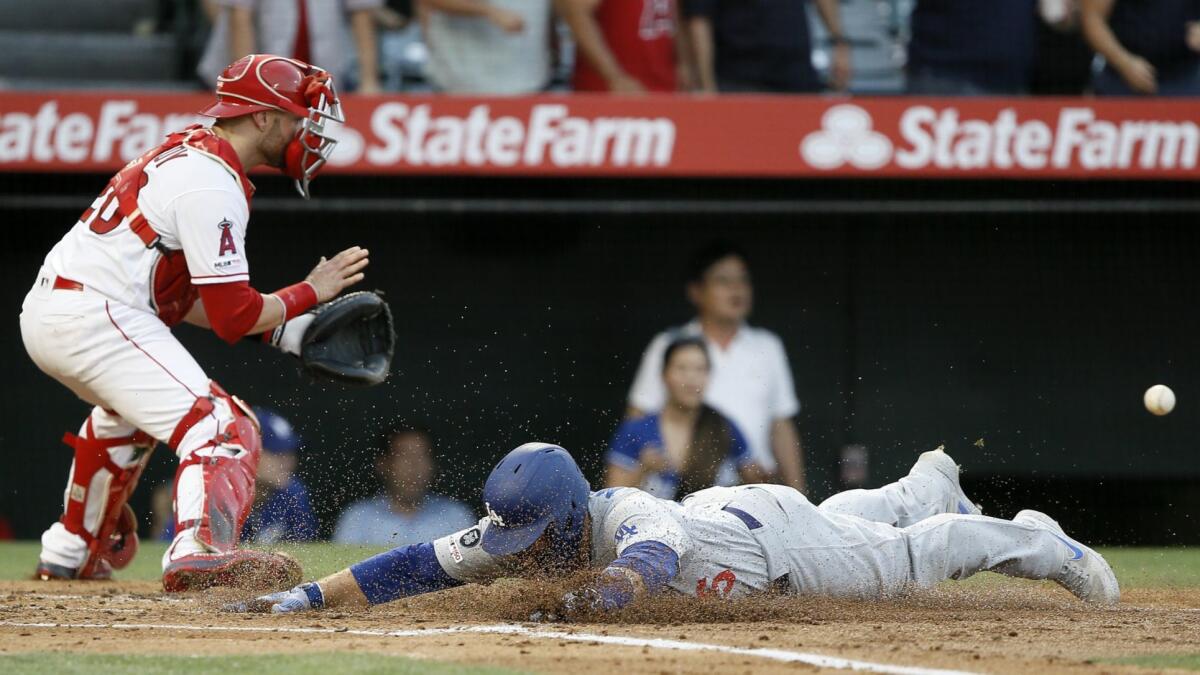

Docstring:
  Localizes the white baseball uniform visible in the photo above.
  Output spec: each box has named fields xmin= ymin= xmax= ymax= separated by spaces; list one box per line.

xmin=20 ymin=126 xmax=258 ymax=571
xmin=433 ymin=456 xmax=1068 ymax=599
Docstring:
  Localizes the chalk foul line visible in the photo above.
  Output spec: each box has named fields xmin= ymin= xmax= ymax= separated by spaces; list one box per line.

xmin=0 ymin=620 xmax=978 ymax=675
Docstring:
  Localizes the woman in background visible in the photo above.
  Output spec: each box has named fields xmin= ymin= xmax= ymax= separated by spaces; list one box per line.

xmin=606 ymin=336 xmax=766 ymax=500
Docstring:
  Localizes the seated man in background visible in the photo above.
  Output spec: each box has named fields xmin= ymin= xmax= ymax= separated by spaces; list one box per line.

xmin=418 ymin=0 xmax=554 ymax=94
xmin=627 ymin=241 xmax=806 ymax=492
xmin=154 ymin=407 xmax=318 ymax=544
xmin=334 ymin=426 xmax=476 ymax=547
xmin=607 ymin=335 xmax=766 ymax=500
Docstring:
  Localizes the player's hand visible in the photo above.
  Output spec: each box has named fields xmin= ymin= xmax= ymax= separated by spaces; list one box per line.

xmin=487 ymin=6 xmax=525 ymax=33
xmin=222 ymin=582 xmax=323 ymax=614
xmin=306 ymin=246 xmax=369 ymax=303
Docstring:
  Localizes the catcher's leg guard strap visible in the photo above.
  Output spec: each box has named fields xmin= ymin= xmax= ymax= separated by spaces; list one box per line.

xmin=57 ymin=415 xmax=155 ymax=576
xmin=172 ymin=382 xmax=262 ymax=553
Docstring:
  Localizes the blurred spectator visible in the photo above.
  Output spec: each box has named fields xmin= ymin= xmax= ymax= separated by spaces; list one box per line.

xmin=334 ymin=426 xmax=476 ymax=547
xmin=1081 ymin=0 xmax=1200 ymax=96
xmin=197 ymin=0 xmax=384 ymax=92
xmin=556 ymin=0 xmax=686 ymax=92
xmin=0 ymin=516 xmax=12 ymax=541
xmin=607 ymin=336 xmax=767 ymax=500
xmin=682 ymin=0 xmax=850 ymax=93
xmin=418 ymin=0 xmax=554 ymax=93
xmin=906 ymin=0 xmax=1038 ymax=95
xmin=1031 ymin=0 xmax=1094 ymax=95
xmin=153 ymin=407 xmax=318 ymax=543
xmin=627 ymin=241 xmax=806 ymax=493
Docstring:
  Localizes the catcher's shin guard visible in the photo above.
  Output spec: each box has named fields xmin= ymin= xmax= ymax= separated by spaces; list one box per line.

xmin=171 ymin=382 xmax=262 ymax=552
xmin=39 ymin=416 xmax=156 ymax=580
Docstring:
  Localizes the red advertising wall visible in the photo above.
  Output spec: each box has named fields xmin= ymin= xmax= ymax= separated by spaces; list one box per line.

xmin=1 ymin=92 xmax=1197 ymax=178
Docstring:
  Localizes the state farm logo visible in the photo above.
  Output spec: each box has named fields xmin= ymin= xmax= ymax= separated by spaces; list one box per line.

xmin=799 ymin=104 xmax=892 ymax=170
xmin=798 ymin=104 xmax=1199 ymax=173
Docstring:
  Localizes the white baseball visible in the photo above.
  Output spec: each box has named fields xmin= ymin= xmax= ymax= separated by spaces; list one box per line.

xmin=1144 ymin=384 xmax=1175 ymax=416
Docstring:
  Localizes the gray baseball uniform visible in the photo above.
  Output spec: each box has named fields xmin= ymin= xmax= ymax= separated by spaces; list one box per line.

xmin=432 ymin=455 xmax=1068 ymax=599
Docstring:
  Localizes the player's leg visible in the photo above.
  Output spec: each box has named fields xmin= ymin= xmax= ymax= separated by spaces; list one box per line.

xmin=818 ymin=447 xmax=980 ymax=527
xmin=36 ymin=407 xmax=155 ymax=580
xmin=91 ymin=303 xmax=298 ymax=591
xmin=22 ymin=289 xmax=158 ymax=579
xmin=902 ymin=511 xmax=1119 ymax=604
xmin=27 ymin=298 xmax=297 ymax=590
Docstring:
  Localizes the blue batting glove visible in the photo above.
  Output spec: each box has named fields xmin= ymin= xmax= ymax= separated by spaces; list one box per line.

xmin=223 ymin=582 xmax=324 ymax=614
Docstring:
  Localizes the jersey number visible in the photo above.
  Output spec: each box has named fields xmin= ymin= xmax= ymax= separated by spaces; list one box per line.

xmin=695 ymin=569 xmax=736 ymax=598
xmin=79 ymin=160 xmax=154 ymax=236
xmin=80 ymin=187 xmax=124 ymax=235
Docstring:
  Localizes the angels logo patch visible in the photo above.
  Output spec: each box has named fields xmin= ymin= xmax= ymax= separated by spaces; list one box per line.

xmin=217 ymin=219 xmax=237 ymax=256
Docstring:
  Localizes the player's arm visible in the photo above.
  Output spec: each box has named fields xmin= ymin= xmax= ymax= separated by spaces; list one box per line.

xmin=173 ymin=189 xmax=368 ymax=343
xmin=557 ymin=541 xmax=680 ymax=619
xmin=195 ymin=247 xmax=369 ymax=344
xmin=554 ymin=493 xmax=690 ymax=619
xmin=228 ymin=522 xmax=500 ymax=613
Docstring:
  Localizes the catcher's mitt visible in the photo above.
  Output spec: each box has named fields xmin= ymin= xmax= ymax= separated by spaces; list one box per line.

xmin=300 ymin=291 xmax=395 ymax=386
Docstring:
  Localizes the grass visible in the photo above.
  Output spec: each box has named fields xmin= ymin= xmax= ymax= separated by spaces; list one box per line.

xmin=2 ymin=542 xmax=1198 ymax=673
xmin=3 ymin=541 xmax=1200 ymax=587
xmin=0 ymin=652 xmax=526 ymax=675
xmin=1106 ymin=653 xmax=1200 ymax=671
xmin=0 ymin=541 xmax=389 ymax=583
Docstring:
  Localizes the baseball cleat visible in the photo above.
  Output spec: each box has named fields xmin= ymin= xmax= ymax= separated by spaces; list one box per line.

xmin=913 ymin=446 xmax=983 ymax=516
xmin=1014 ymin=509 xmax=1120 ymax=606
xmin=34 ymin=558 xmax=112 ymax=581
xmin=162 ymin=550 xmax=302 ymax=593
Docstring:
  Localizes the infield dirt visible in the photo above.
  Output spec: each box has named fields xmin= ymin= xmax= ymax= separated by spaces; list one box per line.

xmin=2 ymin=578 xmax=1198 ymax=674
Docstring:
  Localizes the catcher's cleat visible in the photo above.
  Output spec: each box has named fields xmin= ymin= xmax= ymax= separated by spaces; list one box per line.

xmin=35 ymin=558 xmax=112 ymax=582
xmin=1014 ymin=509 xmax=1120 ymax=605
xmin=913 ymin=446 xmax=983 ymax=516
xmin=162 ymin=550 xmax=302 ymax=593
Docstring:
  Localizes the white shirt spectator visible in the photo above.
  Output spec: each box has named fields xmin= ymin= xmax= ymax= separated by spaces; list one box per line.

xmin=628 ymin=320 xmax=800 ymax=473
xmin=423 ymin=0 xmax=552 ymax=94
xmin=333 ymin=494 xmax=477 ymax=547
xmin=198 ymin=0 xmax=383 ymax=86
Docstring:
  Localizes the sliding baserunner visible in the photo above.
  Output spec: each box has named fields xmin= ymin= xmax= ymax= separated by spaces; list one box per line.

xmin=231 ymin=443 xmax=1118 ymax=616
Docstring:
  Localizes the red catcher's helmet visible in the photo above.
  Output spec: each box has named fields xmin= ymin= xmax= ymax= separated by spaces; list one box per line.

xmin=199 ymin=54 xmax=344 ymax=199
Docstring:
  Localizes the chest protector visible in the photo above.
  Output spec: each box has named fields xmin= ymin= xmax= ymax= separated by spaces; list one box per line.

xmin=102 ymin=125 xmax=254 ymax=326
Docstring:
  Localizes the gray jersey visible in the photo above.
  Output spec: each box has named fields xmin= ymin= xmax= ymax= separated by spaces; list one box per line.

xmin=431 ymin=486 xmax=776 ymax=598
xmin=431 ymin=453 xmax=1082 ymax=603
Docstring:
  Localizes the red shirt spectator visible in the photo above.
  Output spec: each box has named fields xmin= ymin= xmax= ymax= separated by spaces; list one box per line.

xmin=559 ymin=0 xmax=679 ymax=92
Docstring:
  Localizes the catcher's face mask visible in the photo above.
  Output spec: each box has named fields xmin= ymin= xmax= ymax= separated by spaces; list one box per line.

xmin=281 ymin=72 xmax=343 ymax=199
xmin=200 ymin=54 xmax=345 ymax=199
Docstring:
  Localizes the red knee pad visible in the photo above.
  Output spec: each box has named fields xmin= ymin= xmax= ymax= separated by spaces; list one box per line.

xmin=173 ymin=382 xmax=262 ymax=552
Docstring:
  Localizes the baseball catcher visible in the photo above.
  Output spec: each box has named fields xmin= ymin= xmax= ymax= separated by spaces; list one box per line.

xmin=20 ymin=54 xmax=391 ymax=592
xmin=231 ymin=444 xmax=1119 ymax=616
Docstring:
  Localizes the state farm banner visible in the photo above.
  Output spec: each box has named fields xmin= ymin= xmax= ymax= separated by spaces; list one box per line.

xmin=1 ymin=92 xmax=1198 ymax=178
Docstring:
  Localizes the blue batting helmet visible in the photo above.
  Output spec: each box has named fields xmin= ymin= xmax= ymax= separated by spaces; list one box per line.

xmin=252 ymin=406 xmax=302 ymax=454
xmin=480 ymin=443 xmax=591 ymax=556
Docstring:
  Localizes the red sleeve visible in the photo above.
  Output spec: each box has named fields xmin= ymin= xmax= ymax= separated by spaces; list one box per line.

xmin=196 ymin=281 xmax=264 ymax=344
